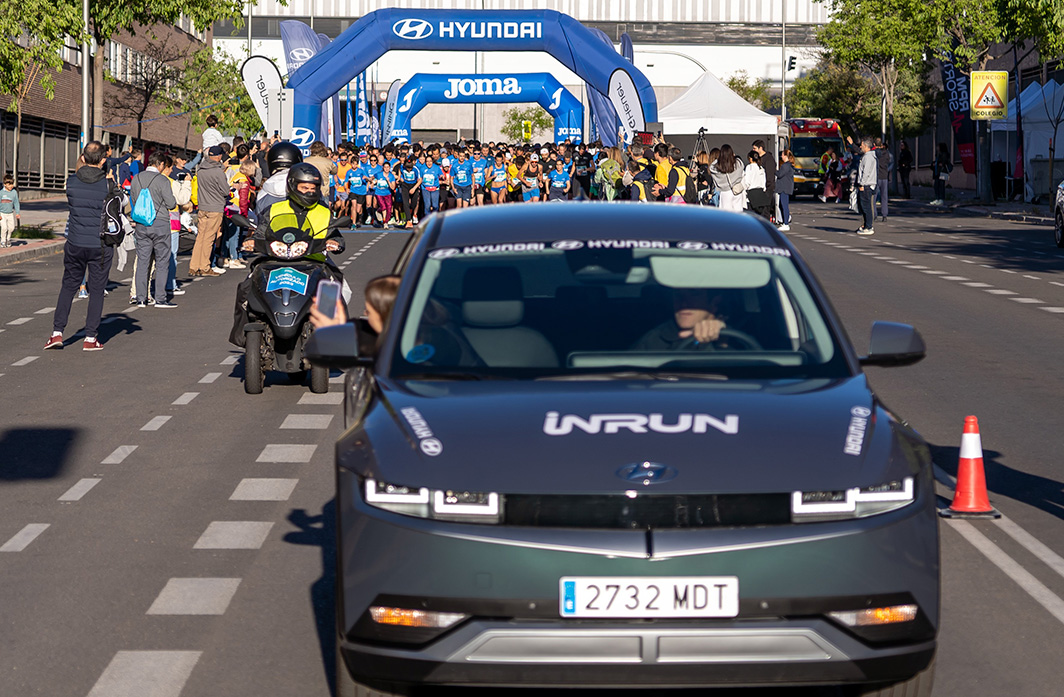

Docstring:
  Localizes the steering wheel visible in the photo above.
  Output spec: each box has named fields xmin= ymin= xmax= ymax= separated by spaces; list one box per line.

xmin=676 ymin=328 xmax=763 ymax=351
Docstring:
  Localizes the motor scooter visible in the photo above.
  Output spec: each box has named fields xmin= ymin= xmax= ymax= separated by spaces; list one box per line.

xmin=230 ymin=214 xmax=350 ymax=394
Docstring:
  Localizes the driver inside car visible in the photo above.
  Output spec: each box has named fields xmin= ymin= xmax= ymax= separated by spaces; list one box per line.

xmin=631 ymin=289 xmax=733 ymax=350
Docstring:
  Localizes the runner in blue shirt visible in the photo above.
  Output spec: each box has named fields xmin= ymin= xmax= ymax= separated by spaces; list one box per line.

xmin=547 ymin=158 xmax=572 ymax=201
xmin=470 ymin=151 xmax=488 ymax=206
xmin=450 ymin=150 xmax=474 ymax=208
xmin=372 ymin=153 xmax=396 ymax=228
xmin=345 ymin=152 xmax=372 ymax=226
xmin=489 ymin=153 xmax=509 ymax=205
xmin=420 ymin=155 xmax=444 ymax=214
xmin=396 ymin=155 xmax=422 ymax=229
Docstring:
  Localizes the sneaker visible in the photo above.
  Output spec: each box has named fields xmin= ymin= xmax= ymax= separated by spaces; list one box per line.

xmin=43 ymin=335 xmax=63 ymax=350
xmin=857 ymin=227 xmax=875 ymax=236
xmin=228 ymin=259 xmax=246 ymax=269
xmin=82 ymin=337 xmax=103 ymax=351
xmin=778 ymin=224 xmax=791 ymax=231
xmin=169 ymin=288 xmax=186 ymax=296
xmin=136 ymin=301 xmax=147 ymax=308
xmin=147 ymin=297 xmax=155 ymax=305
xmin=129 ymin=297 xmax=138 ymax=305
xmin=154 ymin=301 xmax=178 ymax=309
xmin=818 ymin=195 xmax=827 ymax=203
xmin=77 ymin=286 xmax=88 ymax=299
xmin=211 ymin=266 xmax=227 ymax=274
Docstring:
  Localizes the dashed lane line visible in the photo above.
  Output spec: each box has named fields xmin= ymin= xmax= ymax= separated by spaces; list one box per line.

xmin=279 ymin=413 xmax=334 ymax=429
xmin=220 ymin=355 xmax=239 ymax=366
xmin=229 ymin=478 xmax=299 ymax=501
xmin=256 ymin=444 xmax=317 ymax=463
xmin=199 ymin=372 xmax=221 ymax=384
xmin=86 ymin=650 xmax=202 ymax=697
xmin=7 ymin=317 xmax=33 ymax=325
xmin=0 ymin=524 xmax=50 ymax=552
xmin=941 ymin=276 xmax=969 ymax=281
xmin=1040 ymin=307 xmax=1064 ymax=313
xmin=101 ymin=445 xmax=137 ymax=465
xmin=58 ymin=478 xmax=101 ymax=502
xmin=146 ymin=578 xmax=241 ymax=615
xmin=193 ymin=522 xmax=274 ymax=550
xmin=985 ymin=289 xmax=1017 ymax=295
xmin=11 ymin=356 xmax=38 ymax=366
xmin=141 ymin=416 xmax=172 ymax=431
xmin=297 ymin=392 xmax=344 ymax=405
xmin=1010 ymin=298 xmax=1044 ymax=304
xmin=963 ymin=282 xmax=993 ymax=288
xmin=172 ymin=392 xmax=199 ymax=406
xmin=35 ymin=307 xmax=55 ymax=314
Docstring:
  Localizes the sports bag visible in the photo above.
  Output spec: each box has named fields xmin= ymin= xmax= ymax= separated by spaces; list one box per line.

xmin=130 ymin=173 xmax=159 ymax=225
xmin=100 ymin=181 xmax=131 ymax=247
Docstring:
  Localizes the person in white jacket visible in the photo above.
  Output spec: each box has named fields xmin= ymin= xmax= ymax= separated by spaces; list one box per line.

xmin=743 ymin=151 xmax=772 ymax=218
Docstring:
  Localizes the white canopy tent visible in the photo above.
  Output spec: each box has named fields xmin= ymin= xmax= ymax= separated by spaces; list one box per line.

xmin=989 ymin=81 xmax=1064 ymax=198
xmin=659 ymin=70 xmax=779 ymax=156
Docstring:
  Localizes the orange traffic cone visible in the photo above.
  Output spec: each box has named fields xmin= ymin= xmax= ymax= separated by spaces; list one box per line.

xmin=940 ymin=416 xmax=1000 ymax=518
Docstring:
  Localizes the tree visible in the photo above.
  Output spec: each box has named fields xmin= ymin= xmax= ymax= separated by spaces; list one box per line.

xmin=164 ymin=47 xmax=264 ymax=149
xmin=88 ymin=0 xmax=245 ymax=141
xmin=786 ymin=60 xmax=881 ymax=136
xmin=724 ymin=70 xmax=778 ymax=111
xmin=0 ymin=2 xmax=81 ymax=181
xmin=499 ymin=106 xmax=552 ymax=143
xmin=104 ymin=34 xmax=188 ymax=140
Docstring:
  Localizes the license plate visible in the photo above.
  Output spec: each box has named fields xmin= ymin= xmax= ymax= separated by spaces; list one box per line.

xmin=559 ymin=577 xmax=739 ymax=618
xmin=265 ymin=268 xmax=310 ymax=295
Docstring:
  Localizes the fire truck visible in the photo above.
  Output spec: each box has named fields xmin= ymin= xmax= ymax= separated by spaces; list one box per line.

xmin=778 ymin=119 xmax=846 ymax=197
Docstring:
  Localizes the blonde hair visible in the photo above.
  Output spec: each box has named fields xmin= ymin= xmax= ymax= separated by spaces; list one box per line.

xmin=239 ymin=162 xmax=257 ymax=177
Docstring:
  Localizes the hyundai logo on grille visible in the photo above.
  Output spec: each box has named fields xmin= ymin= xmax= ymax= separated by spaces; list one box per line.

xmin=393 ymin=18 xmax=434 ymax=41
xmin=616 ymin=461 xmax=678 ymax=486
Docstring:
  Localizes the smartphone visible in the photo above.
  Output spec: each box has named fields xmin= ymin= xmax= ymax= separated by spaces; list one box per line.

xmin=315 ymin=280 xmax=343 ymax=320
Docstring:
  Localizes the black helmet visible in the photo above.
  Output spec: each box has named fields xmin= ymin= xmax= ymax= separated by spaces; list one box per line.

xmin=267 ymin=141 xmax=302 ymax=172
xmin=286 ymin=163 xmax=322 ymax=209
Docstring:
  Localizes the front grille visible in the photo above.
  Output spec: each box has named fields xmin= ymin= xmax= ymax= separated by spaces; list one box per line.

xmin=503 ymin=493 xmax=791 ymax=529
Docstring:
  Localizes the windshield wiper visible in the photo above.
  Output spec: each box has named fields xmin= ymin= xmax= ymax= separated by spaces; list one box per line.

xmin=536 ymin=370 xmax=729 ymax=382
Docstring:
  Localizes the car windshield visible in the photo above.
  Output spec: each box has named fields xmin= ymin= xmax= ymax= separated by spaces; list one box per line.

xmin=790 ymin=137 xmax=843 ymax=160
xmin=390 ymin=241 xmax=849 ymax=380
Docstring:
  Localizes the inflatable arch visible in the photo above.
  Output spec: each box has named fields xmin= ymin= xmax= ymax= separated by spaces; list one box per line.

xmin=286 ymin=8 xmax=655 ymax=149
xmin=390 ymin=73 xmax=583 ymax=144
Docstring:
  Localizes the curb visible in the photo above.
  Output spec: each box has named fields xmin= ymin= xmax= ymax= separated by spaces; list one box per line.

xmin=0 ymin=240 xmax=65 ymax=268
xmin=896 ymin=200 xmax=1052 ymax=226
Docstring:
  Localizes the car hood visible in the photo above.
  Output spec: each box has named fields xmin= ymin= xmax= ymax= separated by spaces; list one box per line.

xmin=346 ymin=375 xmax=924 ymax=495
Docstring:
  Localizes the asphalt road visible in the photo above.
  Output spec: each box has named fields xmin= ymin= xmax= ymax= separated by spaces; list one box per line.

xmin=1 ymin=203 xmax=1063 ymax=697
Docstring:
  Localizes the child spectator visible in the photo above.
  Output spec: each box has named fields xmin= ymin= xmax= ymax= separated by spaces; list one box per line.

xmin=0 ymin=175 xmax=20 ymax=247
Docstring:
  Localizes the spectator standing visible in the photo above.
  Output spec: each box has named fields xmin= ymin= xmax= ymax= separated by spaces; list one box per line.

xmin=752 ymin=139 xmax=775 ymax=218
xmin=856 ymin=137 xmax=878 ymax=235
xmin=130 ymin=151 xmax=178 ymax=307
xmin=776 ymin=150 xmax=796 ymax=231
xmin=305 ymin=141 xmax=337 ymax=203
xmin=821 ymin=150 xmax=844 ymax=203
xmin=0 ymin=175 xmax=20 ymax=247
xmin=931 ymin=143 xmax=952 ymax=205
xmin=44 ymin=141 xmax=114 ymax=351
xmin=874 ymin=138 xmax=892 ymax=220
xmin=743 ymin=151 xmax=770 ymax=217
xmin=190 ymin=145 xmax=229 ymax=276
xmin=898 ymin=141 xmax=913 ymax=199
xmin=710 ymin=145 xmax=745 ymax=213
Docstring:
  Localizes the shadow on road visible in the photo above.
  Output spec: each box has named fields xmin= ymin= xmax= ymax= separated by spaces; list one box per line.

xmin=0 ymin=427 xmax=79 ymax=480
xmin=931 ymin=444 xmax=1064 ymax=523
xmin=283 ymin=499 xmax=337 ymax=696
xmin=97 ymin=314 xmax=142 ymax=343
xmin=0 ymin=269 xmax=40 ymax=286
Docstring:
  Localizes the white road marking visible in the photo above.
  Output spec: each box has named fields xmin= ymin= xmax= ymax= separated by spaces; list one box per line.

xmin=12 ymin=356 xmax=38 ymax=366
xmin=230 ymin=478 xmax=299 ymax=501
xmin=101 ymin=445 xmax=137 ymax=465
xmin=859 ymin=252 xmax=878 ymax=256
xmin=280 ymin=413 xmax=334 ymax=429
xmin=146 ymin=578 xmax=242 ymax=615
xmin=172 ymin=392 xmax=199 ymax=405
xmin=947 ymin=520 xmax=1064 ymax=627
xmin=7 ymin=317 xmax=34 ymax=325
xmin=887 ymin=260 xmax=908 ymax=264
xmin=944 ymin=255 xmax=957 ymax=259
xmin=86 ymin=650 xmax=202 ymax=697
xmin=298 ymin=392 xmax=344 ymax=405
xmin=329 ymin=375 xmax=345 ymax=384
xmin=995 ymin=516 xmax=1064 ymax=583
xmin=141 ymin=416 xmax=171 ymax=431
xmin=905 ymin=265 xmax=929 ymax=270
xmin=1000 ymin=269 xmax=1017 ymax=274
xmin=873 ymin=256 xmax=894 ymax=260
xmin=962 ymin=259 xmax=976 ymax=264
xmin=941 ymin=276 xmax=969 ymax=281
xmin=1052 ymin=281 xmax=1064 ymax=287
xmin=1024 ymin=275 xmax=1041 ymax=280
xmin=194 ymin=521 xmax=274 ymax=550
xmin=1039 ymin=307 xmax=1064 ymax=313
xmin=58 ymin=478 xmax=101 ymax=502
xmin=220 ymin=355 xmax=239 ymax=365
xmin=124 ymin=304 xmax=140 ymax=312
xmin=1010 ymin=298 xmax=1044 ymax=304
xmin=256 ymin=444 xmax=317 ymax=463
xmin=35 ymin=307 xmax=55 ymax=314
xmin=920 ymin=270 xmax=948 ymax=275
xmin=985 ymin=289 xmax=1017 ymax=295
xmin=0 ymin=524 xmax=50 ymax=552
xmin=199 ymin=372 xmax=221 ymax=384
xmin=963 ymin=282 xmax=993 ymax=288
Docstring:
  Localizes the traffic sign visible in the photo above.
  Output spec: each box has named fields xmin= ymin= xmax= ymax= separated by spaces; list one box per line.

xmin=970 ymin=71 xmax=1008 ymax=120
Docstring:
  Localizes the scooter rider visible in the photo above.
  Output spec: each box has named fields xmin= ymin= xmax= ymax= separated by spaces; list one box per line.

xmin=230 ymin=164 xmax=346 ymax=347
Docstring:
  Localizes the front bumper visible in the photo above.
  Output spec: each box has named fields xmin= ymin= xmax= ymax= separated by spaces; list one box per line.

xmin=336 ymin=468 xmax=939 ymax=689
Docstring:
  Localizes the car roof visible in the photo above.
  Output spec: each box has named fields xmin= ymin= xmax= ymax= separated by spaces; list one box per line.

xmin=429 ymin=202 xmax=785 ymax=249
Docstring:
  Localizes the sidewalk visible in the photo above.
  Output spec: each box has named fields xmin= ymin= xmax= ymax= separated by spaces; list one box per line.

xmin=0 ymin=195 xmax=67 ymax=267
xmin=896 ymin=184 xmax=1054 ymax=226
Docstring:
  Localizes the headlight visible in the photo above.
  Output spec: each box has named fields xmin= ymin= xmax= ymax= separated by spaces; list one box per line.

xmin=269 ymin=240 xmax=291 ymax=258
xmin=363 ymin=478 xmax=502 ymax=524
xmin=791 ymin=477 xmax=914 ymax=522
xmin=288 ymin=241 xmax=309 ymax=258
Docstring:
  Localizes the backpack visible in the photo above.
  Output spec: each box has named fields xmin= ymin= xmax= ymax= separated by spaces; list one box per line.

xmin=130 ymin=173 xmax=158 ymax=225
xmin=676 ymin=165 xmax=698 ymax=204
xmin=100 ymin=182 xmax=131 ymax=247
xmin=190 ymin=175 xmax=199 ymax=206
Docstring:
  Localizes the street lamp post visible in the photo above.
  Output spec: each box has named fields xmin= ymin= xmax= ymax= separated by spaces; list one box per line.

xmin=80 ymin=0 xmax=90 ymax=149
xmin=781 ymin=1 xmax=787 ymax=121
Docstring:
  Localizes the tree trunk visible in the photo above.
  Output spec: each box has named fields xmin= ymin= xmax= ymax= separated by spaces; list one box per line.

xmin=14 ymin=107 xmax=21 ymax=186
xmin=92 ymin=39 xmax=106 ymax=141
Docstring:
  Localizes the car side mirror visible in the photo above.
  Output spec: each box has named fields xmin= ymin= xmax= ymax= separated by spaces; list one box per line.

xmin=306 ymin=324 xmax=373 ymax=369
xmin=859 ymin=321 xmax=926 ymax=368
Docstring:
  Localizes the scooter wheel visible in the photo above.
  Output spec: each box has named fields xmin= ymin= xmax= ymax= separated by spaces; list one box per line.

xmin=245 ymin=331 xmax=265 ymax=394
xmin=310 ymin=365 xmax=329 ymax=394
